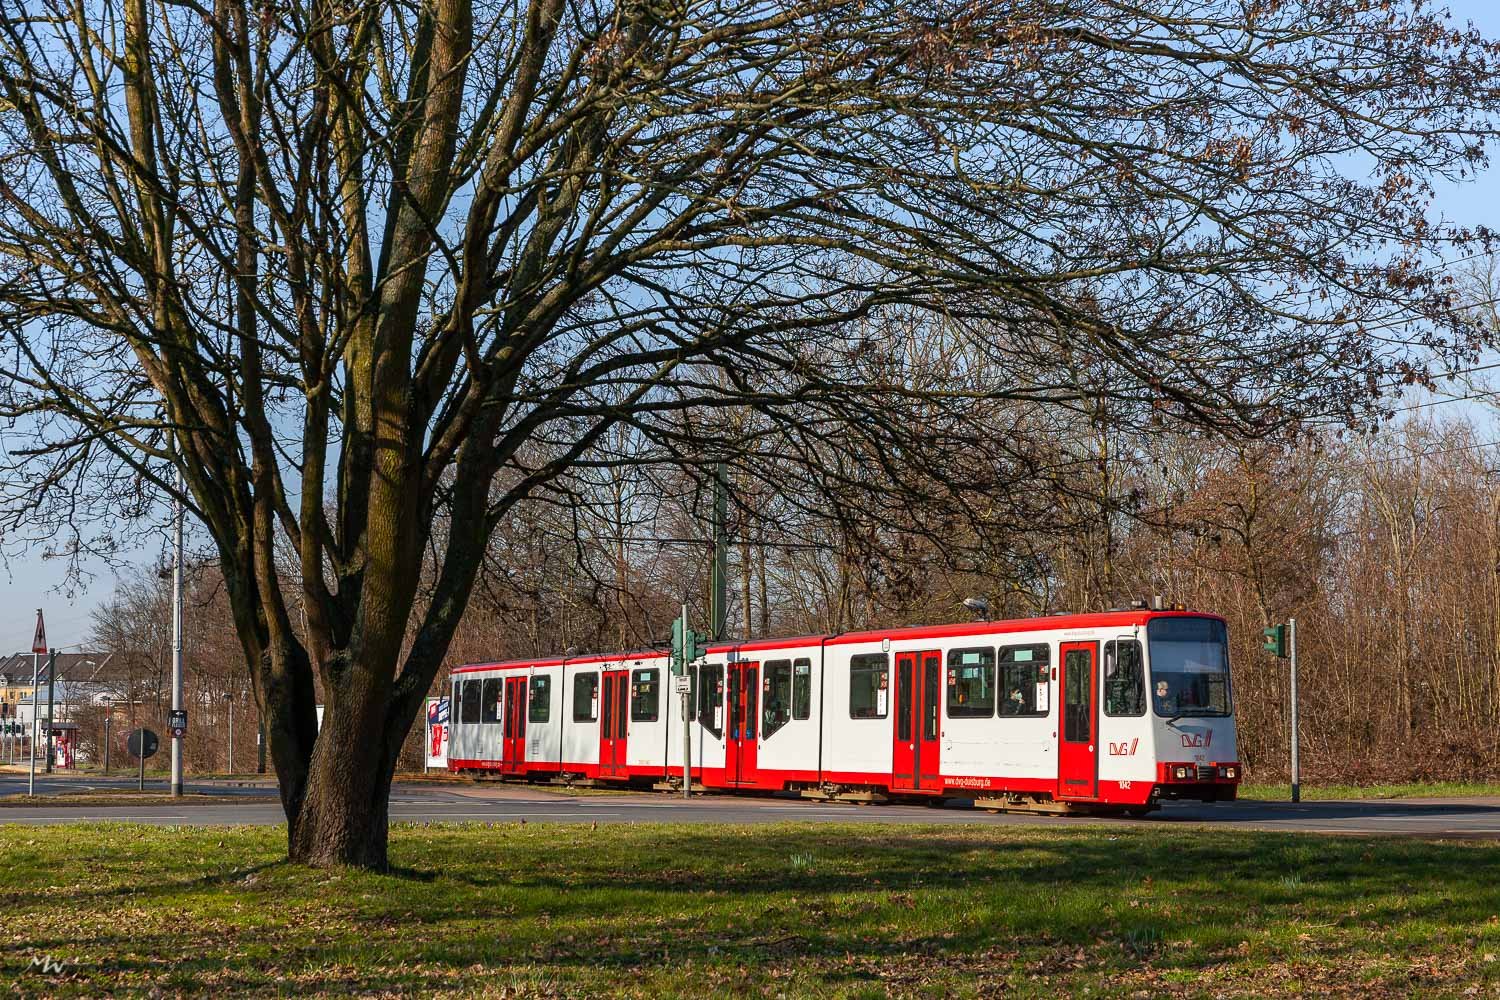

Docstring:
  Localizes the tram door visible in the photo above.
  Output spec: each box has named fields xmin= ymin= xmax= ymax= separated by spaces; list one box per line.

xmin=724 ymin=662 xmax=760 ymax=785
xmin=893 ymin=650 xmax=943 ymax=792
xmin=1058 ymin=642 xmax=1099 ymax=798
xmin=502 ymin=676 xmax=528 ymax=773
xmin=599 ymin=670 xmax=630 ymax=779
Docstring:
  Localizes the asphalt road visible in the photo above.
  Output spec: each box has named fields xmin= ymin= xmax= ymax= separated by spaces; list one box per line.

xmin=4 ymin=773 xmax=1500 ymax=837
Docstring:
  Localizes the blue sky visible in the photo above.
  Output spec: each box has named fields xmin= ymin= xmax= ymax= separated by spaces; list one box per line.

xmin=4 ymin=1 xmax=1500 ymax=652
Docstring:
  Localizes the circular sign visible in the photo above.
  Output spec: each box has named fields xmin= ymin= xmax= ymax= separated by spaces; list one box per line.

xmin=127 ymin=728 xmax=160 ymax=760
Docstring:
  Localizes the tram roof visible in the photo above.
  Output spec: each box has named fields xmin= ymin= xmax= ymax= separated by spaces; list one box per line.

xmin=451 ymin=609 xmax=1222 ymax=675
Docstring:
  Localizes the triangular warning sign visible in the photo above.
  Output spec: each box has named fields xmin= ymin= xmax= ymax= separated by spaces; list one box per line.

xmin=31 ymin=609 xmax=47 ymax=654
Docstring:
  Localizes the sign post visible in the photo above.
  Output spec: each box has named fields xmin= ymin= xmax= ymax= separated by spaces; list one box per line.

xmin=28 ymin=609 xmax=46 ymax=797
xmin=127 ymin=728 xmax=160 ymax=792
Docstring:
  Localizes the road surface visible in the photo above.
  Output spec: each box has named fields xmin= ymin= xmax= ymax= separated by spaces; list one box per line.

xmin=4 ymin=774 xmax=1500 ymax=837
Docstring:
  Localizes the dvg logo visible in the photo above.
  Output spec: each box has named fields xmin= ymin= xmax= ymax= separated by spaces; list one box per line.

xmin=1179 ymin=731 xmax=1214 ymax=748
xmin=1108 ymin=738 xmax=1138 ymax=756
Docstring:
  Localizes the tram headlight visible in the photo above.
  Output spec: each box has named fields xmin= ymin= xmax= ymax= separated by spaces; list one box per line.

xmin=1219 ymin=765 xmax=1238 ymax=780
xmin=1173 ymin=766 xmax=1190 ymax=780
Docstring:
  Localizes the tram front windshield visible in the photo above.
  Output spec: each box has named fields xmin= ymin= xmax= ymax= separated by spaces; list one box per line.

xmin=1148 ymin=617 xmax=1231 ymax=718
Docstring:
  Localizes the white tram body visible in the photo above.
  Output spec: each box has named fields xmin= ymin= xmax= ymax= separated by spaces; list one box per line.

xmin=446 ymin=610 xmax=1240 ymax=810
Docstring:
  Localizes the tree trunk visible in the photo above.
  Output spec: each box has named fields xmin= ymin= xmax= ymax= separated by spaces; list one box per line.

xmin=286 ymin=666 xmax=398 ymax=868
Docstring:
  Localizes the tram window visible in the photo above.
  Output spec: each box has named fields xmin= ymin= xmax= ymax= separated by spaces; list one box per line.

xmin=452 ymin=681 xmax=461 ymax=721
xmin=573 ymin=671 xmax=599 ymax=722
xmin=947 ymin=647 xmax=995 ymax=718
xmin=1104 ymin=639 xmax=1146 ymax=717
xmin=481 ymin=678 xmax=502 ymax=724
xmin=763 ymin=660 xmax=793 ymax=738
xmin=529 ymin=675 xmax=551 ymax=724
xmin=697 ymin=663 xmax=724 ymax=738
xmin=687 ymin=665 xmax=698 ymax=722
xmin=849 ymin=653 xmax=889 ymax=719
xmin=997 ymin=644 xmax=1050 ymax=718
xmin=792 ymin=658 xmax=812 ymax=720
xmin=460 ymin=678 xmax=481 ymax=724
xmin=631 ymin=668 xmax=660 ymax=722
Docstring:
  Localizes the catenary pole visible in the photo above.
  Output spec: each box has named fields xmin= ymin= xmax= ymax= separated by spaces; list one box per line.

xmin=171 ymin=453 xmax=185 ymax=798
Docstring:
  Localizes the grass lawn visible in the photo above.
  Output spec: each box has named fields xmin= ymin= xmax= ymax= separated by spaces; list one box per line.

xmin=2 ymin=822 xmax=1498 ymax=997
xmin=1239 ymin=781 xmax=1500 ymax=801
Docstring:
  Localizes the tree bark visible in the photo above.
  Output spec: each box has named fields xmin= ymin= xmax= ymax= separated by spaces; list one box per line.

xmin=286 ymin=666 xmax=397 ymax=867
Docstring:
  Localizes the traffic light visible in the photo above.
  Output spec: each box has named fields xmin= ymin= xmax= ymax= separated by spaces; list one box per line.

xmin=1263 ymin=623 xmax=1288 ymax=658
xmin=671 ymin=617 xmax=685 ymax=675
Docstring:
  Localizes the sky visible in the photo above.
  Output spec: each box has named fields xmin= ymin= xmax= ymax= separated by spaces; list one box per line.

xmin=3 ymin=1 xmax=1500 ymax=653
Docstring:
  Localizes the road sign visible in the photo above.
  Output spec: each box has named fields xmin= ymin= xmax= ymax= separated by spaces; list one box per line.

xmin=168 ymin=709 xmax=187 ymax=738
xmin=127 ymin=728 xmax=160 ymax=759
xmin=674 ymin=674 xmax=690 ymax=695
xmin=31 ymin=609 xmax=46 ymax=654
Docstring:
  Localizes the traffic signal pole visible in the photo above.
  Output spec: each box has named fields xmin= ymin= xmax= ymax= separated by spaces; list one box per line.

xmin=680 ymin=606 xmax=691 ymax=800
xmin=1289 ymin=618 xmax=1300 ymax=804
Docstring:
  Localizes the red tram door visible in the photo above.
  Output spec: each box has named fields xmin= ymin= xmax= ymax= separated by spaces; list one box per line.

xmin=893 ymin=650 xmax=942 ymax=793
xmin=724 ymin=662 xmax=760 ymax=785
xmin=1058 ymin=642 xmax=1099 ymax=799
xmin=599 ymin=669 xmax=629 ymax=779
xmin=502 ymin=676 xmax=528 ymax=774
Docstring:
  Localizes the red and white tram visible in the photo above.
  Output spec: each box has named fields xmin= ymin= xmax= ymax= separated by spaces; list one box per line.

xmin=446 ymin=609 xmax=1240 ymax=812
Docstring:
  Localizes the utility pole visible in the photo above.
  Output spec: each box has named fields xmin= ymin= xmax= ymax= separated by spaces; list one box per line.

xmin=43 ymin=648 xmax=56 ymax=774
xmin=27 ymin=650 xmax=37 ymax=795
xmin=170 ymin=453 xmax=185 ymax=798
xmin=1289 ymin=618 xmax=1300 ymax=804
xmin=226 ymin=694 xmax=234 ymax=775
xmin=709 ymin=462 xmax=728 ymax=640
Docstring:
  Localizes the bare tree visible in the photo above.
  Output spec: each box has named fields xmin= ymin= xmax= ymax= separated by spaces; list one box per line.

xmin=1 ymin=0 xmax=1496 ymax=866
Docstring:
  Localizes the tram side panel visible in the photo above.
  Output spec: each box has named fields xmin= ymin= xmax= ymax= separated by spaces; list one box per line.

xmin=751 ymin=643 xmax=824 ymax=789
xmin=625 ymin=655 xmax=670 ymax=779
xmin=1092 ymin=633 xmax=1157 ymax=806
xmin=526 ymin=664 xmax=564 ymax=777
xmin=938 ymin=632 xmax=1057 ymax=798
xmin=820 ymin=640 xmax=894 ymax=788
xmin=560 ymin=662 xmax=602 ymax=778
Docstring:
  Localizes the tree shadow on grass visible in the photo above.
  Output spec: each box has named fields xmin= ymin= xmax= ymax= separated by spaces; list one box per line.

xmin=10 ymin=825 xmax=1500 ymax=995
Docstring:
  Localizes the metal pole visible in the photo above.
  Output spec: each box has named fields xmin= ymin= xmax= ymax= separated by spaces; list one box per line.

xmin=257 ymin=723 xmax=266 ymax=774
xmin=103 ymin=716 xmax=111 ymax=774
xmin=709 ymin=464 xmax=728 ymax=640
xmin=27 ymin=649 xmax=38 ymax=796
xmin=171 ymin=455 xmax=185 ymax=798
xmin=681 ymin=604 xmax=691 ymax=800
xmin=227 ymin=697 xmax=234 ymax=775
xmin=1289 ymin=618 xmax=1300 ymax=804
xmin=43 ymin=648 xmax=55 ymax=774
xmin=138 ymin=740 xmax=145 ymax=792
